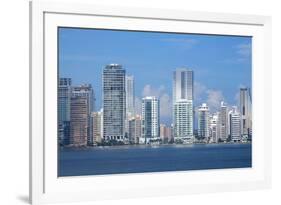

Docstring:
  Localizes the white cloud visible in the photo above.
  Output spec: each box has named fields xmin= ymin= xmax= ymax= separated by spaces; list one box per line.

xmin=134 ymin=97 xmax=142 ymax=115
xmin=142 ymin=84 xmax=165 ymax=97
xmin=159 ymin=93 xmax=172 ymax=118
xmin=140 ymin=83 xmax=227 ymax=118
xmin=206 ymin=90 xmax=225 ymax=111
xmin=194 ymin=81 xmax=207 ymax=102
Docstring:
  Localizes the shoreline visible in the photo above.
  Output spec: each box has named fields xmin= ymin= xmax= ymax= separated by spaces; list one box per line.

xmin=60 ymin=142 xmax=252 ymax=150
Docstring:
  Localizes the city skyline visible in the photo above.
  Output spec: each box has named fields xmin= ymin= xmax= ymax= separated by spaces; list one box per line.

xmin=58 ymin=28 xmax=252 ymax=177
xmin=59 ymin=28 xmax=252 ymax=125
xmin=58 ymin=70 xmax=252 ymax=146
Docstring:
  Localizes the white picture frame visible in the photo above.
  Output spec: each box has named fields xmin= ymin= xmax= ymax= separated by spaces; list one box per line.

xmin=30 ymin=1 xmax=272 ymax=204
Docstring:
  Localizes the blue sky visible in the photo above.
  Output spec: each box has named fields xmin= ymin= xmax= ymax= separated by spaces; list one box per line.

xmin=59 ymin=27 xmax=252 ymax=124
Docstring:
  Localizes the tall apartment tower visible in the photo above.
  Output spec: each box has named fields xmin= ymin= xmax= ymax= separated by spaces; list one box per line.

xmin=141 ymin=96 xmax=160 ymax=144
xmin=72 ymin=84 xmax=95 ymax=146
xmin=128 ymin=115 xmax=142 ymax=144
xmin=218 ymin=101 xmax=228 ymax=142
xmin=173 ymin=68 xmax=194 ymax=102
xmin=209 ymin=113 xmax=219 ymax=143
xmin=173 ymin=99 xmax=193 ymax=140
xmin=125 ymin=75 xmax=135 ymax=116
xmin=69 ymin=84 xmax=94 ymax=146
xmin=70 ymin=95 xmax=89 ymax=146
xmin=58 ymin=78 xmax=72 ymax=145
xmin=198 ymin=103 xmax=210 ymax=140
xmin=173 ymin=68 xmax=194 ymax=141
xmin=240 ymin=88 xmax=252 ymax=139
xmin=91 ymin=110 xmax=103 ymax=144
xmin=125 ymin=75 xmax=135 ymax=136
xmin=103 ymin=64 xmax=126 ymax=142
xmin=229 ymin=107 xmax=241 ymax=142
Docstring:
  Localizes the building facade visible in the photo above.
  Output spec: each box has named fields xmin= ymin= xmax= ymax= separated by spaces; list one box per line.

xmin=198 ymin=103 xmax=209 ymax=140
xmin=72 ymin=84 xmax=95 ymax=146
xmin=229 ymin=107 xmax=241 ymax=142
xmin=125 ymin=75 xmax=135 ymax=116
xmin=91 ymin=110 xmax=103 ymax=144
xmin=218 ymin=101 xmax=229 ymax=142
xmin=160 ymin=124 xmax=172 ymax=143
xmin=58 ymin=78 xmax=72 ymax=145
xmin=70 ymin=95 xmax=89 ymax=146
xmin=240 ymin=88 xmax=252 ymax=139
xmin=209 ymin=113 xmax=219 ymax=143
xmin=141 ymin=96 xmax=160 ymax=144
xmin=125 ymin=75 xmax=135 ymax=136
xmin=172 ymin=68 xmax=194 ymax=142
xmin=173 ymin=68 xmax=194 ymax=102
xmin=173 ymin=99 xmax=193 ymax=141
xmin=128 ymin=115 xmax=142 ymax=144
xmin=103 ymin=64 xmax=126 ymax=142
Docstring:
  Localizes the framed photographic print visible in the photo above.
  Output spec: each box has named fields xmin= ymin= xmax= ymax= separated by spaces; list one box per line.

xmin=30 ymin=1 xmax=272 ymax=204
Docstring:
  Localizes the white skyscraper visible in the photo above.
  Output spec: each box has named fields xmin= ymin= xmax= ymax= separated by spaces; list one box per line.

xmin=198 ymin=103 xmax=209 ymax=140
xmin=173 ymin=99 xmax=193 ymax=141
xmin=240 ymin=88 xmax=252 ymax=139
xmin=173 ymin=68 xmax=194 ymax=102
xmin=218 ymin=101 xmax=228 ymax=142
xmin=209 ymin=113 xmax=219 ymax=143
xmin=141 ymin=96 xmax=160 ymax=144
xmin=229 ymin=107 xmax=241 ymax=142
xmin=173 ymin=68 xmax=194 ymax=142
xmin=125 ymin=75 xmax=135 ymax=136
xmin=125 ymin=75 xmax=135 ymax=116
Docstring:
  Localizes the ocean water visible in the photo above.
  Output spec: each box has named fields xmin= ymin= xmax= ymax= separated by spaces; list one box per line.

xmin=58 ymin=143 xmax=252 ymax=176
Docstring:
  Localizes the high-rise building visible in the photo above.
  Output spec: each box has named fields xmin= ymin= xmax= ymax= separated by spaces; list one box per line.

xmin=70 ymin=95 xmax=89 ymax=146
xmin=218 ymin=101 xmax=228 ymax=142
xmin=198 ymin=103 xmax=209 ymax=140
xmin=125 ymin=75 xmax=135 ymax=116
xmin=160 ymin=124 xmax=172 ymax=143
xmin=141 ymin=96 xmax=160 ymax=144
xmin=91 ymin=110 xmax=103 ymax=144
xmin=125 ymin=75 xmax=135 ymax=136
xmin=240 ymin=88 xmax=252 ymax=139
xmin=103 ymin=64 xmax=126 ymax=142
xmin=173 ymin=68 xmax=194 ymax=142
xmin=72 ymin=84 xmax=95 ymax=146
xmin=229 ymin=107 xmax=241 ymax=142
xmin=173 ymin=99 xmax=193 ymax=140
xmin=128 ymin=115 xmax=142 ymax=144
xmin=173 ymin=68 xmax=194 ymax=102
xmin=58 ymin=78 xmax=72 ymax=145
xmin=209 ymin=113 xmax=219 ymax=143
